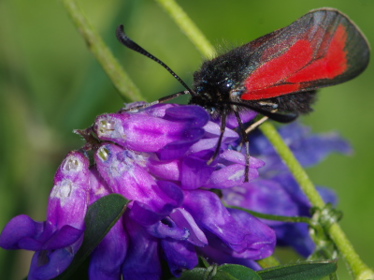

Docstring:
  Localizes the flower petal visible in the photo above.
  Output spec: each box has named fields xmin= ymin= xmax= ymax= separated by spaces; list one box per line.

xmin=88 ymin=171 xmax=128 ymax=280
xmin=161 ymin=240 xmax=198 ymax=276
xmin=183 ymin=190 xmax=275 ymax=258
xmin=169 ymin=208 xmax=208 ymax=247
xmin=180 ymin=157 xmax=213 ymax=189
xmin=0 ymin=215 xmax=45 ymax=250
xmin=28 ymin=245 xmax=78 ymax=280
xmin=147 ymin=217 xmax=189 ymax=240
xmin=122 ymin=215 xmax=162 ymax=280
xmin=89 ymin=220 xmax=128 ymax=280
xmin=223 ymin=180 xmax=299 ymax=226
xmin=48 ymin=151 xmax=90 ymax=230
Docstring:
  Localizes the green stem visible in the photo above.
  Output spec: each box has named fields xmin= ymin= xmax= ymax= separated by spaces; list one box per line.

xmin=61 ymin=0 xmax=144 ymax=102
xmin=229 ymin=205 xmax=313 ymax=225
xmin=329 ymin=224 xmax=374 ymax=280
xmin=156 ymin=0 xmax=374 ymax=279
xmin=260 ymin=121 xmax=373 ymax=280
xmin=260 ymin=122 xmax=325 ymax=207
xmin=154 ymin=0 xmax=215 ymax=58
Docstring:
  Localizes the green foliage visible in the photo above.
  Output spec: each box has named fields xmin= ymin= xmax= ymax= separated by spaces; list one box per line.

xmin=176 ymin=262 xmax=337 ymax=280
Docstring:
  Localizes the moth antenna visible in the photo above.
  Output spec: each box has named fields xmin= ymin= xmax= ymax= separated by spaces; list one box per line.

xmin=116 ymin=25 xmax=196 ymax=96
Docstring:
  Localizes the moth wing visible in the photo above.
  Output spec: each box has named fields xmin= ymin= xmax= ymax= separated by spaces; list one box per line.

xmin=240 ymin=8 xmax=370 ymax=101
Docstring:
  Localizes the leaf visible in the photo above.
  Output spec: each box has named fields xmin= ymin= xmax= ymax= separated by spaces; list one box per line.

xmin=52 ymin=194 xmax=128 ymax=280
xmin=175 ymin=264 xmax=260 ymax=280
xmin=177 ymin=268 xmax=212 ymax=280
xmin=216 ymin=264 xmax=262 ymax=280
xmin=258 ymin=260 xmax=337 ymax=280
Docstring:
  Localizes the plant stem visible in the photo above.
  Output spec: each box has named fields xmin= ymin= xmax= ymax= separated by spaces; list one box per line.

xmin=61 ymin=0 xmax=144 ymax=102
xmin=329 ymin=224 xmax=374 ymax=280
xmin=260 ymin=122 xmax=325 ymax=207
xmin=155 ymin=0 xmax=374 ymax=278
xmin=260 ymin=122 xmax=374 ymax=280
xmin=154 ymin=0 xmax=215 ymax=58
xmin=229 ymin=205 xmax=313 ymax=225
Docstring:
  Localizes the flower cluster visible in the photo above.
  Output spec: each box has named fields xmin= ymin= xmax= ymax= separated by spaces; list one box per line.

xmin=0 ymin=102 xmax=351 ymax=279
xmin=1 ymin=103 xmax=277 ymax=280
xmin=223 ymin=122 xmax=351 ymax=257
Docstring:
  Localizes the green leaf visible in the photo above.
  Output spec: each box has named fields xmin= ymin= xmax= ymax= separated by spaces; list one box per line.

xmin=258 ymin=261 xmax=337 ymax=280
xmin=175 ymin=264 xmax=260 ymax=280
xmin=216 ymin=264 xmax=261 ymax=280
xmin=177 ymin=267 xmax=213 ymax=280
xmin=52 ymin=194 xmax=128 ymax=280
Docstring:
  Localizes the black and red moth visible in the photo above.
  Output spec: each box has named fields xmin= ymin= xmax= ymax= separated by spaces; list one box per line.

xmin=117 ymin=8 xmax=369 ymax=124
xmin=189 ymin=8 xmax=370 ymax=123
xmin=116 ymin=8 xmax=369 ymax=167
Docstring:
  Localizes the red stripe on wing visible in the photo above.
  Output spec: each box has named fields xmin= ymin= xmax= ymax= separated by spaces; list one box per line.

xmin=242 ymin=24 xmax=348 ymax=101
xmin=288 ymin=25 xmax=348 ymax=83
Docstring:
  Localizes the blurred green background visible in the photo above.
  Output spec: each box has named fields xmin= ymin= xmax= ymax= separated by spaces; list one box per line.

xmin=0 ymin=0 xmax=373 ymax=279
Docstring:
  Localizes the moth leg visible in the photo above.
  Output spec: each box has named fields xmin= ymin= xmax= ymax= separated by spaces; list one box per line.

xmin=234 ymin=110 xmax=251 ymax=182
xmin=207 ymin=109 xmax=228 ymax=165
xmin=245 ymin=116 xmax=269 ymax=134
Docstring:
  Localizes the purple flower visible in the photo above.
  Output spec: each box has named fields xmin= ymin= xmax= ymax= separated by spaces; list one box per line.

xmin=0 ymin=103 xmax=276 ymax=280
xmin=0 ymin=151 xmax=90 ymax=279
xmin=223 ymin=122 xmax=351 ymax=257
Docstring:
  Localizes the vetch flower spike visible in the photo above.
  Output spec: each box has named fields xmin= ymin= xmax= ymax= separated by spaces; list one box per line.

xmin=0 ymin=151 xmax=90 ymax=279
xmin=1 ymin=103 xmax=276 ymax=279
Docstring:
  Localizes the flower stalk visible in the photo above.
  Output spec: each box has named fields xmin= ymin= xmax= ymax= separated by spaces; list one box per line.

xmin=154 ymin=0 xmax=216 ymax=58
xmin=260 ymin=122 xmax=373 ymax=279
xmin=260 ymin=122 xmax=325 ymax=208
xmin=61 ymin=0 xmax=144 ymax=102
